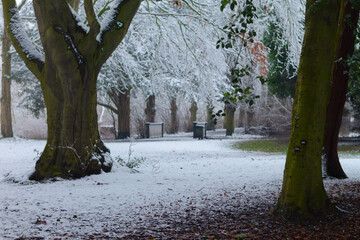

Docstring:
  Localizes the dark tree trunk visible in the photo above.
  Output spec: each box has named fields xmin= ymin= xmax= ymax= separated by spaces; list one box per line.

xmin=3 ymin=0 xmax=141 ymax=180
xmin=224 ymin=103 xmax=236 ymax=136
xmin=145 ymin=94 xmax=156 ymax=122
xmin=238 ymin=105 xmax=245 ymax=128
xmin=30 ymin=64 xmax=111 ymax=180
xmin=115 ymin=88 xmax=131 ymax=139
xmin=169 ymin=97 xmax=178 ymax=134
xmin=323 ymin=4 xmax=359 ymax=179
xmin=1 ymin=26 xmax=13 ymax=137
xmin=188 ymin=101 xmax=197 ymax=132
xmin=206 ymin=104 xmax=215 ymax=130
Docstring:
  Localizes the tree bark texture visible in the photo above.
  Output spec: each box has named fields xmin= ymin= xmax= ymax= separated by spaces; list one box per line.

xmin=276 ymin=0 xmax=343 ymax=219
xmin=145 ymin=94 xmax=156 ymax=123
xmin=244 ymin=106 xmax=254 ymax=134
xmin=108 ymin=87 xmax=131 ymax=139
xmin=187 ymin=101 xmax=197 ymax=132
xmin=169 ymin=97 xmax=178 ymax=134
xmin=224 ymin=103 xmax=236 ymax=136
xmin=117 ymin=88 xmax=131 ymax=139
xmin=3 ymin=0 xmax=141 ymax=180
xmin=1 ymin=26 xmax=13 ymax=137
xmin=323 ymin=2 xmax=359 ymax=179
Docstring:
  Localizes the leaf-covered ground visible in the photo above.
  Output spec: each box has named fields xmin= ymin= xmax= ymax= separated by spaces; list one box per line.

xmin=14 ymin=181 xmax=360 ymax=240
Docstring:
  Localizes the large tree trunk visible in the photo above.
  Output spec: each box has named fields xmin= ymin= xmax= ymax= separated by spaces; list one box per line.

xmin=224 ymin=103 xmax=236 ymax=136
xmin=1 ymin=26 xmax=13 ymax=137
xmin=187 ymin=101 xmax=197 ymax=132
xmin=145 ymin=94 xmax=156 ymax=122
xmin=323 ymin=3 xmax=359 ymax=179
xmin=116 ymin=88 xmax=131 ymax=139
xmin=29 ymin=59 xmax=112 ymax=180
xmin=169 ymin=97 xmax=178 ymax=134
xmin=276 ymin=0 xmax=344 ymax=219
xmin=2 ymin=0 xmax=141 ymax=180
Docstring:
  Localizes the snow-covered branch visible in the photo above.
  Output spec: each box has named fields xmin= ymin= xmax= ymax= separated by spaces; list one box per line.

xmin=3 ymin=0 xmax=44 ymax=79
xmin=96 ymin=0 xmax=142 ymax=66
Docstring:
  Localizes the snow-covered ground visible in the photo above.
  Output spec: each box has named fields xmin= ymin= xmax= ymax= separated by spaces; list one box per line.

xmin=0 ymin=137 xmax=359 ymax=239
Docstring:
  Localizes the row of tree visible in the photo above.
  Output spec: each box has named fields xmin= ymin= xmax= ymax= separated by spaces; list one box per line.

xmin=0 ymin=0 xmax=359 ymax=220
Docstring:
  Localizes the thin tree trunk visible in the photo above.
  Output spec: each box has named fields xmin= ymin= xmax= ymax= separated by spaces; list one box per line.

xmin=224 ymin=103 xmax=236 ymax=136
xmin=145 ymin=94 xmax=156 ymax=122
xmin=238 ymin=105 xmax=245 ymax=128
xmin=244 ymin=106 xmax=254 ymax=134
xmin=323 ymin=3 xmax=359 ymax=179
xmin=116 ymin=88 xmax=131 ymax=139
xmin=276 ymin=0 xmax=344 ymax=219
xmin=206 ymin=104 xmax=215 ymax=130
xmin=169 ymin=97 xmax=177 ymax=134
xmin=1 ymin=26 xmax=13 ymax=137
xmin=188 ymin=101 xmax=197 ymax=132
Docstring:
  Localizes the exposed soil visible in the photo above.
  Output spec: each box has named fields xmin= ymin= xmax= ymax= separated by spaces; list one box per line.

xmin=119 ymin=181 xmax=360 ymax=240
xmin=16 ymin=180 xmax=360 ymax=240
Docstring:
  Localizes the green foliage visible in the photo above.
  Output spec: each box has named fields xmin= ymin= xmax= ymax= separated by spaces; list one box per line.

xmin=115 ymin=156 xmax=146 ymax=170
xmin=115 ymin=143 xmax=146 ymax=172
xmin=12 ymin=56 xmax=45 ymax=118
xmin=348 ymin=25 xmax=360 ymax=122
xmin=263 ymin=21 xmax=297 ymax=98
xmin=17 ymin=81 xmax=45 ymax=118
xmin=223 ymin=65 xmax=261 ymax=105
xmin=217 ymin=0 xmax=257 ymax=49
xmin=213 ymin=0 xmax=264 ymax=125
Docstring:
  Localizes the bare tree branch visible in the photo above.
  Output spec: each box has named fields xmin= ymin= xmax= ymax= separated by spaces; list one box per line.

xmin=84 ymin=0 xmax=101 ymax=36
xmin=97 ymin=101 xmax=119 ymax=114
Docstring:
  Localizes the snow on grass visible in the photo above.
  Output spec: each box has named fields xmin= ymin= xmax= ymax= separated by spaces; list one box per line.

xmin=0 ymin=137 xmax=359 ymax=239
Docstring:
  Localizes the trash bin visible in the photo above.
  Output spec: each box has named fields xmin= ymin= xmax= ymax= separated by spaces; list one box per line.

xmin=194 ymin=125 xmax=204 ymax=139
xmin=193 ymin=122 xmax=207 ymax=139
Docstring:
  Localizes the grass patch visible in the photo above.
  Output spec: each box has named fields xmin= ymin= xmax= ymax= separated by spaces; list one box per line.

xmin=233 ymin=139 xmax=360 ymax=155
xmin=338 ymin=145 xmax=360 ymax=155
xmin=233 ymin=139 xmax=288 ymax=154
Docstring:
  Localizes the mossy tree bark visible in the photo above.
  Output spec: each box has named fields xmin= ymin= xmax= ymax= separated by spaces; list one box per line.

xmin=1 ymin=23 xmax=13 ymax=138
xmin=145 ymin=94 xmax=156 ymax=123
xmin=169 ymin=97 xmax=178 ymax=134
xmin=276 ymin=0 xmax=346 ymax=219
xmin=323 ymin=2 xmax=359 ymax=179
xmin=187 ymin=101 xmax=197 ymax=132
xmin=224 ymin=103 xmax=236 ymax=136
xmin=2 ymin=0 xmax=141 ymax=180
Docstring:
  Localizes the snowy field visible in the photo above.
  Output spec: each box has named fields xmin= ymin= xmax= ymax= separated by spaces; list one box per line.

xmin=1 ymin=137 xmax=360 ymax=239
